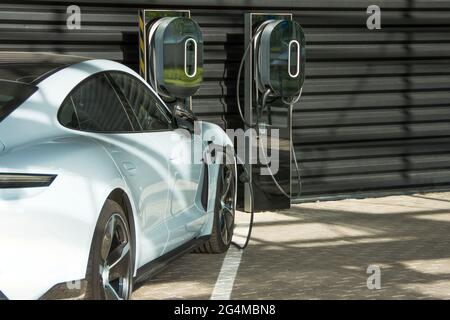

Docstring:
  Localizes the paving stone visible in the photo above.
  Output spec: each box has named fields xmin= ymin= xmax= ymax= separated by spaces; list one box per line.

xmin=133 ymin=192 xmax=450 ymax=300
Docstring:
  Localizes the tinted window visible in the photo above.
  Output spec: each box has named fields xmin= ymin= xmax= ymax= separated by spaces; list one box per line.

xmin=0 ymin=81 xmax=37 ymax=123
xmin=59 ymin=73 xmax=133 ymax=132
xmin=59 ymin=97 xmax=80 ymax=129
xmin=110 ymin=72 xmax=172 ymax=131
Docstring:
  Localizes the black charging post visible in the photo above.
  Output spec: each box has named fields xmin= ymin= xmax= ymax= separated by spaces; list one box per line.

xmin=241 ymin=13 xmax=295 ymax=212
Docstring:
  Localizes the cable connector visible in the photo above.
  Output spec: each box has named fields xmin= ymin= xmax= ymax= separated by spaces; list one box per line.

xmin=239 ymin=170 xmax=250 ymax=184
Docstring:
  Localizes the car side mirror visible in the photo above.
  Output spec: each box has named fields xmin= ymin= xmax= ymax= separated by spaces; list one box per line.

xmin=173 ymin=104 xmax=198 ymax=132
xmin=174 ymin=104 xmax=198 ymax=122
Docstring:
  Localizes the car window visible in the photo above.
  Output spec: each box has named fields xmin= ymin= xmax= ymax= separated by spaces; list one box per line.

xmin=59 ymin=73 xmax=133 ymax=132
xmin=59 ymin=97 xmax=80 ymax=129
xmin=0 ymin=80 xmax=37 ymax=123
xmin=109 ymin=72 xmax=173 ymax=131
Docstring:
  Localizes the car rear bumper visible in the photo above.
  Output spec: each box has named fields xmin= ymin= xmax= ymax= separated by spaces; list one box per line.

xmin=0 ymin=176 xmax=103 ymax=299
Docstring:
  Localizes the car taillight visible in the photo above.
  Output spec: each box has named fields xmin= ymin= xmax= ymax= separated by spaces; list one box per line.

xmin=0 ymin=173 xmax=56 ymax=188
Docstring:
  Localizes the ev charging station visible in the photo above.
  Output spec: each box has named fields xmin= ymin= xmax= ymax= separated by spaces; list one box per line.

xmin=138 ymin=9 xmax=305 ymax=214
xmin=239 ymin=13 xmax=306 ymax=212
xmin=138 ymin=9 xmax=203 ymax=112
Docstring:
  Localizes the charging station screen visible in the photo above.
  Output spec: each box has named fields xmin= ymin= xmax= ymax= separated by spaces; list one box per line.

xmin=185 ymin=38 xmax=197 ymax=78
xmin=158 ymin=18 xmax=203 ymax=98
xmin=268 ymin=20 xmax=305 ymax=97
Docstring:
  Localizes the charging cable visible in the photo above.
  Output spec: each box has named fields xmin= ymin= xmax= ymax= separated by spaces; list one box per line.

xmin=257 ymin=95 xmax=303 ymax=199
xmin=230 ymin=134 xmax=301 ymax=251
xmin=231 ymin=156 xmax=255 ymax=250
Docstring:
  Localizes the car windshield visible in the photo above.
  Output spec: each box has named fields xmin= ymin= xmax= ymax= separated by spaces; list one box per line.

xmin=0 ymin=80 xmax=37 ymax=123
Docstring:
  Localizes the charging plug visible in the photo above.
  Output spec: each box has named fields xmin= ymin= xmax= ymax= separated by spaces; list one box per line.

xmin=239 ymin=171 xmax=250 ymax=184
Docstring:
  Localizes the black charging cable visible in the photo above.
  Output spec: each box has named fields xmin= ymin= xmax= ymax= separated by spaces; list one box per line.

xmin=231 ymin=158 xmax=255 ymax=250
xmin=229 ymin=137 xmax=301 ymax=251
xmin=258 ymin=92 xmax=303 ymax=199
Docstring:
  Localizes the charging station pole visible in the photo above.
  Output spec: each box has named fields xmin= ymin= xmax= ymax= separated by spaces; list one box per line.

xmin=243 ymin=13 xmax=295 ymax=212
xmin=243 ymin=13 xmax=253 ymax=213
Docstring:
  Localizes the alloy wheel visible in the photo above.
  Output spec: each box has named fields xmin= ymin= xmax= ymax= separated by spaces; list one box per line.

xmin=99 ymin=213 xmax=132 ymax=300
xmin=219 ymin=164 xmax=235 ymax=245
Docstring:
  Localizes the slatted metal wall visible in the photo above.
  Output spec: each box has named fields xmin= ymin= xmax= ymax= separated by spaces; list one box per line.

xmin=1 ymin=0 xmax=450 ymax=200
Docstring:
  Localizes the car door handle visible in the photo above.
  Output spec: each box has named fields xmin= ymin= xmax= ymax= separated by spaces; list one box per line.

xmin=122 ymin=162 xmax=137 ymax=176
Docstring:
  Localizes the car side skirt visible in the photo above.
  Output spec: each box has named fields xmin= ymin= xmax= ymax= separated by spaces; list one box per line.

xmin=134 ymin=235 xmax=210 ymax=284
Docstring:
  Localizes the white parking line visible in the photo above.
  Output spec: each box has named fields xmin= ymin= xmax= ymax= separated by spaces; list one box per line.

xmin=210 ymin=246 xmax=243 ymax=300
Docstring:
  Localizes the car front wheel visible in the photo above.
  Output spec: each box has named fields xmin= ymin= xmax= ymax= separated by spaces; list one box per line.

xmin=196 ymin=163 xmax=236 ymax=254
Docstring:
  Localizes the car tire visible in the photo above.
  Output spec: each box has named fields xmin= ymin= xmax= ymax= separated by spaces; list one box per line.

xmin=85 ymin=199 xmax=134 ymax=300
xmin=196 ymin=163 xmax=236 ymax=254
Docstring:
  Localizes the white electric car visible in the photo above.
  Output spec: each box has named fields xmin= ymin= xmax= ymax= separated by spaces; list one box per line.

xmin=0 ymin=53 xmax=236 ymax=300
